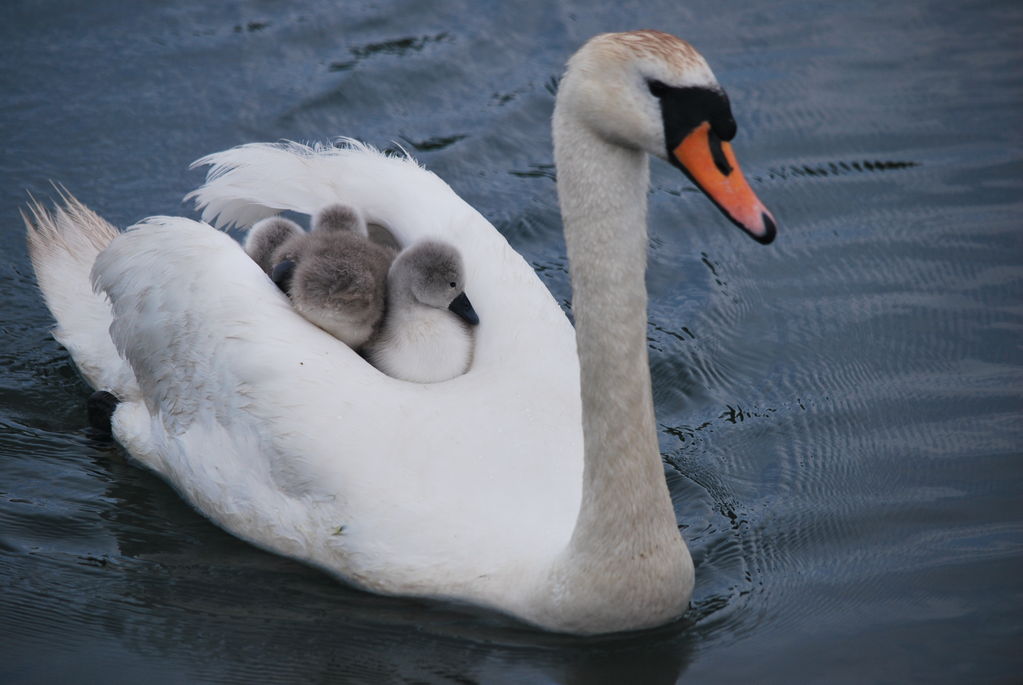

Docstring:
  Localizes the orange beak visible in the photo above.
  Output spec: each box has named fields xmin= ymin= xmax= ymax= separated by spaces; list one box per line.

xmin=672 ymin=122 xmax=776 ymax=244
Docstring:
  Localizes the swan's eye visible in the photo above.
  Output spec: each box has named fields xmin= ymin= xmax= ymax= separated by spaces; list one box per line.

xmin=449 ymin=282 xmax=456 ymax=288
xmin=647 ymin=80 xmax=669 ymax=98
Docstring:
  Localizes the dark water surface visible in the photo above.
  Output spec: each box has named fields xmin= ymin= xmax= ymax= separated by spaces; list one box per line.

xmin=2 ymin=1 xmax=1021 ymax=683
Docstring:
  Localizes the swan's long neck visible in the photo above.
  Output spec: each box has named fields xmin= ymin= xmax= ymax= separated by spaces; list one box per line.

xmin=541 ymin=103 xmax=692 ymax=632
xmin=557 ymin=127 xmax=666 ymax=536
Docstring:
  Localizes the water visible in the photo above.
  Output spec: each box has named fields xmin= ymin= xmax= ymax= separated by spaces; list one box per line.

xmin=2 ymin=1 xmax=1021 ymax=682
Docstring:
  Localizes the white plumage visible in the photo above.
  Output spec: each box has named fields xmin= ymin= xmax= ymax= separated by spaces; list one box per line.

xmin=26 ymin=31 xmax=777 ymax=633
xmin=30 ymin=142 xmax=585 ymax=606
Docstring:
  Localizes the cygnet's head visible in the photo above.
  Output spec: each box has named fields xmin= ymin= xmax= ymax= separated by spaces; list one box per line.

xmin=244 ymin=216 xmax=304 ymax=273
xmin=392 ymin=240 xmax=478 ymax=326
xmin=312 ymin=203 xmax=369 ymax=237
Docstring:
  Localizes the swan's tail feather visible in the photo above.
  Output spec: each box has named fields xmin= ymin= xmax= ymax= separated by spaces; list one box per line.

xmin=23 ymin=190 xmax=136 ymax=396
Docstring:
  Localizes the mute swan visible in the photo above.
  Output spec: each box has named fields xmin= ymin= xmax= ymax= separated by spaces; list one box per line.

xmin=24 ymin=30 xmax=775 ymax=634
xmin=364 ymin=239 xmax=478 ymax=383
xmin=245 ymin=207 xmax=394 ymax=348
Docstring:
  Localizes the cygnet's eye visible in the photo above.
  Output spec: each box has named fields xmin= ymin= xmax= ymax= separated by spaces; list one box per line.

xmin=647 ymin=79 xmax=669 ymax=98
xmin=449 ymin=282 xmax=456 ymax=288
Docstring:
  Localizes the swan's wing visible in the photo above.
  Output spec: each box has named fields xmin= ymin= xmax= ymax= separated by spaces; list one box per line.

xmin=93 ymin=217 xmax=583 ymax=593
xmin=91 ymin=217 xmax=393 ymax=560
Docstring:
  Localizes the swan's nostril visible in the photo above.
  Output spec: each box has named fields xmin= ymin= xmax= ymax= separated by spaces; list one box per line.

xmin=707 ymin=129 xmax=732 ymax=176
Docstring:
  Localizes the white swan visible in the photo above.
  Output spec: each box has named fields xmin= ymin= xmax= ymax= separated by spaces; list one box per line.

xmin=24 ymin=30 xmax=775 ymax=634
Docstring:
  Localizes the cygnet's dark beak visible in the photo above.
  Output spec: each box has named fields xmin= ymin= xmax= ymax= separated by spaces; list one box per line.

xmin=448 ymin=292 xmax=479 ymax=326
xmin=270 ymin=259 xmax=296 ymax=294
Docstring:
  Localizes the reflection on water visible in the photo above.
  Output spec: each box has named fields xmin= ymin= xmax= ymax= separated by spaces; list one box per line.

xmin=2 ymin=0 xmax=1022 ymax=682
xmin=5 ymin=439 xmax=696 ymax=683
xmin=766 ymin=159 xmax=919 ymax=179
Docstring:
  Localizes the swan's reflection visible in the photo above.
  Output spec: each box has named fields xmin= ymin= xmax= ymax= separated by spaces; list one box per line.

xmin=83 ymin=440 xmax=694 ymax=684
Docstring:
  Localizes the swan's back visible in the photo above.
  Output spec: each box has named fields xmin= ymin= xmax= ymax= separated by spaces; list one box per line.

xmin=189 ymin=142 xmax=574 ymax=379
xmin=64 ymin=144 xmax=586 ymax=601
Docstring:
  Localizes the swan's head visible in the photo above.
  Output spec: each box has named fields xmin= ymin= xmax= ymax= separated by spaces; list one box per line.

xmin=556 ymin=30 xmax=776 ymax=243
xmin=244 ymin=216 xmax=304 ymax=275
xmin=392 ymin=240 xmax=479 ymax=326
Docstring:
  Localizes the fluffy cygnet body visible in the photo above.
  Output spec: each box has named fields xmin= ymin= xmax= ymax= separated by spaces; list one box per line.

xmin=365 ymin=240 xmax=479 ymax=383
xmin=245 ymin=206 xmax=478 ymax=382
xmin=244 ymin=206 xmax=394 ymax=348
